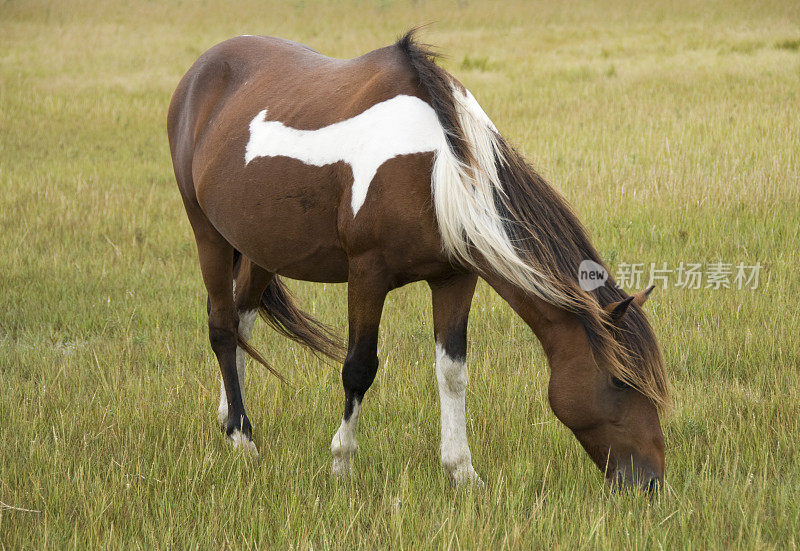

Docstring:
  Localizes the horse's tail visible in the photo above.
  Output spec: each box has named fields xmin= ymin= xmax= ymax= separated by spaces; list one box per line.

xmin=257 ymin=277 xmax=345 ymax=363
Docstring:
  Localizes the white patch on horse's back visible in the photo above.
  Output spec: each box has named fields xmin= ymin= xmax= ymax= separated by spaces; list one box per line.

xmin=245 ymin=94 xmax=448 ymax=216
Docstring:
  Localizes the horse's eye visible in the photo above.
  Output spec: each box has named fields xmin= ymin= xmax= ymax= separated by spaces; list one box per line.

xmin=611 ymin=376 xmax=631 ymax=390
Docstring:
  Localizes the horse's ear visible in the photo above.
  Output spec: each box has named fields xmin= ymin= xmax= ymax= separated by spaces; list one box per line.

xmin=604 ymin=285 xmax=655 ymax=323
xmin=632 ymin=284 xmax=655 ymax=307
xmin=605 ymin=296 xmax=634 ymax=322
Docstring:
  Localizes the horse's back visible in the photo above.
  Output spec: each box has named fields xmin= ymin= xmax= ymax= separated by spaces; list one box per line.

xmin=168 ymin=35 xmax=421 ymax=173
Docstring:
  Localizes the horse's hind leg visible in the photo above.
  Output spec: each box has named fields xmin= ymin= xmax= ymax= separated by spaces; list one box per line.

xmin=183 ymin=202 xmax=259 ymax=457
xmin=216 ymin=255 xmax=273 ymax=430
xmin=429 ymin=274 xmax=482 ymax=485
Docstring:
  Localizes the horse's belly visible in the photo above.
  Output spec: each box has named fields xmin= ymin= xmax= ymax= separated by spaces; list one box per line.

xmin=271 ymin=246 xmax=349 ymax=283
xmin=196 ymin=157 xmax=349 ymax=282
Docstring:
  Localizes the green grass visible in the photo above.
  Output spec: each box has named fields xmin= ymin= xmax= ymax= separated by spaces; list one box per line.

xmin=1 ymin=0 xmax=799 ymax=548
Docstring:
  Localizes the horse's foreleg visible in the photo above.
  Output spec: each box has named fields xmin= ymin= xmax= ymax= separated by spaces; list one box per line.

xmin=331 ymin=258 xmax=388 ymax=477
xmin=429 ymin=274 xmax=482 ymax=486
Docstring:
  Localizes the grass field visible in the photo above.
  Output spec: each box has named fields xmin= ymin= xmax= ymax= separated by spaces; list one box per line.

xmin=1 ymin=0 xmax=799 ymax=548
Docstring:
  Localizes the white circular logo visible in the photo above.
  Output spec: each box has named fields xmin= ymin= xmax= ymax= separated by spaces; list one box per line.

xmin=578 ymin=259 xmax=608 ymax=291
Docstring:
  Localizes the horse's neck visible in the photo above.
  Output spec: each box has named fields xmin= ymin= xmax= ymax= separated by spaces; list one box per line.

xmin=482 ymin=273 xmax=579 ymax=364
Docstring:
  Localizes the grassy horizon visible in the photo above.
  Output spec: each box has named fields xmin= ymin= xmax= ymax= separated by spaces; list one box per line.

xmin=1 ymin=0 xmax=799 ymax=548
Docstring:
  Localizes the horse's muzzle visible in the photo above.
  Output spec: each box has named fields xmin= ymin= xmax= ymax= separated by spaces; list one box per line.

xmin=608 ymin=466 xmax=663 ymax=495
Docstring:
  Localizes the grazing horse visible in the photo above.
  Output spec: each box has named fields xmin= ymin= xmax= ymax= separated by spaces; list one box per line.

xmin=167 ymin=31 xmax=669 ymax=490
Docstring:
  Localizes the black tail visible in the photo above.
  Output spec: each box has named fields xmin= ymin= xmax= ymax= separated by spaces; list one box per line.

xmin=258 ymin=277 xmax=345 ymax=363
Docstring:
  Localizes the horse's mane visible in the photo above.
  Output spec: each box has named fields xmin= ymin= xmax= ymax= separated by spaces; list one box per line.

xmin=397 ymin=30 xmax=669 ymax=409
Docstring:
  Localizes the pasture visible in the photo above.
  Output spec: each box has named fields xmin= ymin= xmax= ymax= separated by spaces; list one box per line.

xmin=1 ymin=0 xmax=799 ymax=547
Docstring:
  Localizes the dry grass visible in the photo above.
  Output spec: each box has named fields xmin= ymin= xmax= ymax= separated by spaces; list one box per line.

xmin=1 ymin=0 xmax=799 ymax=548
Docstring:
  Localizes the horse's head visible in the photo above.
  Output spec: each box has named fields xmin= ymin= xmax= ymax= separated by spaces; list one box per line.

xmin=545 ymin=286 xmax=665 ymax=492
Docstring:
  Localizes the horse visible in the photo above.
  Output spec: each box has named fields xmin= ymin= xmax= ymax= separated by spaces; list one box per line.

xmin=167 ymin=30 xmax=669 ymax=491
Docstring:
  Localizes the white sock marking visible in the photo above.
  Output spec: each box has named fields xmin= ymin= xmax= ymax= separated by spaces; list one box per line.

xmin=229 ymin=428 xmax=259 ymax=459
xmin=435 ymin=342 xmax=481 ymax=485
xmin=330 ymin=399 xmax=361 ymax=476
xmin=245 ymin=94 xmax=449 ymax=216
xmin=217 ymin=376 xmax=228 ymax=427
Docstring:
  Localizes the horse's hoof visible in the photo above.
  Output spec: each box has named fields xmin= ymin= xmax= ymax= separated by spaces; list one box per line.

xmin=450 ymin=465 xmax=484 ymax=488
xmin=229 ymin=429 xmax=259 ymax=459
xmin=469 ymin=475 xmax=486 ymax=489
xmin=331 ymin=458 xmax=351 ymax=478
